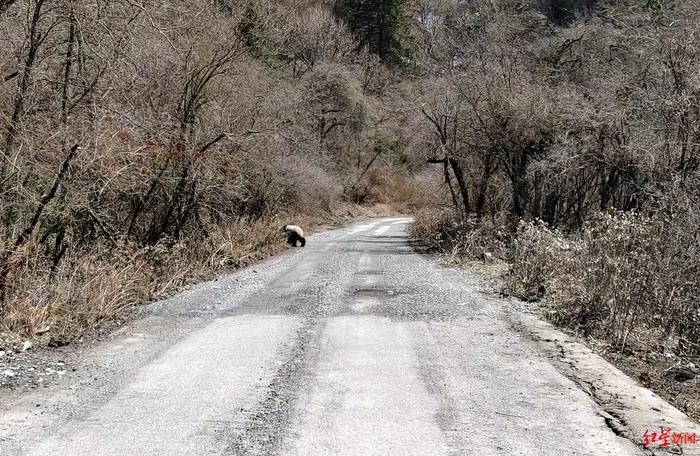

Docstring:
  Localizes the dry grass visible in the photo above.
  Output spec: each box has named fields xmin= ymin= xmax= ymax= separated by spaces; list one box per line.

xmin=415 ymin=206 xmax=700 ymax=420
xmin=0 ymin=214 xmax=334 ymax=349
xmin=411 ymin=208 xmax=512 ymax=262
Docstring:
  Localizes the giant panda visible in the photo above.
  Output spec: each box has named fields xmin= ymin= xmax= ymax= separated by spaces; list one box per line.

xmin=282 ymin=224 xmax=306 ymax=247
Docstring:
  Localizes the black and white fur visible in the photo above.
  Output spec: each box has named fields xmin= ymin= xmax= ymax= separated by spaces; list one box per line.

xmin=282 ymin=224 xmax=305 ymax=247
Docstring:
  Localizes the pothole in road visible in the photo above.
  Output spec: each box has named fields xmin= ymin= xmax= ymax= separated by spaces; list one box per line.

xmin=352 ymin=287 xmax=399 ymax=298
xmin=354 ymin=269 xmax=383 ymax=276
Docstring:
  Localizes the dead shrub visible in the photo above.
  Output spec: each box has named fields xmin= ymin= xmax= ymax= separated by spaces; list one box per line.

xmin=504 ymin=220 xmax=574 ymax=303
xmin=0 ymin=215 xmax=315 ymax=348
xmin=411 ymin=208 xmax=511 ymax=261
xmin=506 ymin=211 xmax=700 ymax=352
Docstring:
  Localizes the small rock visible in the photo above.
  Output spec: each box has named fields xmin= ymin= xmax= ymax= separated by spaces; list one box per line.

xmin=22 ymin=341 xmax=32 ymax=351
xmin=2 ymin=370 xmax=16 ymax=377
xmin=0 ymin=350 xmax=5 ymax=357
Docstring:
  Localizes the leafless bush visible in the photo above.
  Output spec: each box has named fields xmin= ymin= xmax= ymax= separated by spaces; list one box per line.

xmin=506 ymin=210 xmax=700 ymax=353
xmin=411 ymin=208 xmax=512 ymax=261
xmin=504 ymin=220 xmax=574 ymax=302
xmin=0 ymin=0 xmax=424 ymax=344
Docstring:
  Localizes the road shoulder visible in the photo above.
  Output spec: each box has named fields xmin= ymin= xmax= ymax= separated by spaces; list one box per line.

xmin=510 ymin=308 xmax=700 ymax=455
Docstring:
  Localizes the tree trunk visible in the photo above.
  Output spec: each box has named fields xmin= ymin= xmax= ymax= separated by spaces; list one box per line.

xmin=600 ymin=167 xmax=618 ymax=210
xmin=428 ymin=158 xmax=459 ymax=211
xmin=4 ymin=0 xmax=47 ymax=157
xmin=448 ymin=157 xmax=470 ymax=213
xmin=0 ymin=143 xmax=79 ymax=302
xmin=543 ymin=191 xmax=559 ymax=226
xmin=475 ymin=156 xmax=494 ymax=218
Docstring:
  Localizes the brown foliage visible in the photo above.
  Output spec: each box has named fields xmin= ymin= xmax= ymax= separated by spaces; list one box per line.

xmin=0 ymin=0 xmax=422 ymax=343
xmin=410 ymin=0 xmax=700 ymax=417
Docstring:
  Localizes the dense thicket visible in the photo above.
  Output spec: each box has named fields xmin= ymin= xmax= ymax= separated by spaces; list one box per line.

xmin=0 ymin=0 xmax=427 ymax=341
xmin=411 ymin=0 xmax=700 ymax=418
xmin=416 ymin=0 xmax=700 ymax=229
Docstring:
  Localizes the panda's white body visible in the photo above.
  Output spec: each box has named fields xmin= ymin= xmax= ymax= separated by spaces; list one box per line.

xmin=283 ymin=225 xmax=305 ymax=247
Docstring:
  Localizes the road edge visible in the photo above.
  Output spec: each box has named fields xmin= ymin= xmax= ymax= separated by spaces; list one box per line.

xmin=509 ymin=309 xmax=700 ymax=456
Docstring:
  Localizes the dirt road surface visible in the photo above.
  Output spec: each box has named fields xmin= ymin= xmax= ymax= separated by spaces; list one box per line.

xmin=1 ymin=218 xmax=697 ymax=455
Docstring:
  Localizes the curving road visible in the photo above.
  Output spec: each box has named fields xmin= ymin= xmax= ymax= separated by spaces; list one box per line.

xmin=0 ymin=217 xmax=686 ymax=455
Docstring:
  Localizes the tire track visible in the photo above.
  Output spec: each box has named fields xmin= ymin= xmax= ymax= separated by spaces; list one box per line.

xmin=225 ymin=318 xmax=324 ymax=456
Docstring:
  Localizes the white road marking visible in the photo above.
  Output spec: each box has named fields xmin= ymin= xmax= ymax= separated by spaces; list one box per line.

xmin=379 ymin=217 xmax=410 ymax=223
xmin=373 ymin=225 xmax=391 ymax=236
xmin=358 ymin=254 xmax=373 ymax=269
xmin=351 ymin=222 xmax=379 ymax=234
xmin=351 ymin=225 xmax=370 ymax=234
xmin=351 ymin=297 xmax=379 ymax=313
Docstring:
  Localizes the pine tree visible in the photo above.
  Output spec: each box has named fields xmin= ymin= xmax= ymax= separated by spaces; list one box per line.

xmin=238 ymin=2 xmax=270 ymax=58
xmin=338 ymin=0 xmax=414 ymax=66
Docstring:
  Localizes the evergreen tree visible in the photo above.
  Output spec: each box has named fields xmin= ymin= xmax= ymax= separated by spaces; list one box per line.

xmin=238 ymin=2 xmax=270 ymax=58
xmin=337 ymin=0 xmax=415 ymax=66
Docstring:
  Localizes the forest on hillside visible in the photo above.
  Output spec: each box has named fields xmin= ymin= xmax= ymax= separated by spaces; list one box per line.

xmin=1 ymin=0 xmax=699 ymax=416
xmin=0 ymin=0 xmax=435 ymax=342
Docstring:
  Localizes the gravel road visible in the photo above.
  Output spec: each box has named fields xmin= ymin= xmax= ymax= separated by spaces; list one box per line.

xmin=0 ymin=218 xmax=695 ymax=455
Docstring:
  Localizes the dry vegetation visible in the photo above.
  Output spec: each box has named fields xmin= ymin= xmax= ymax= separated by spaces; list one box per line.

xmin=410 ymin=0 xmax=700 ymax=419
xmin=0 ymin=0 xmax=429 ymax=347
xmin=2 ymin=0 xmax=699 ymax=419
